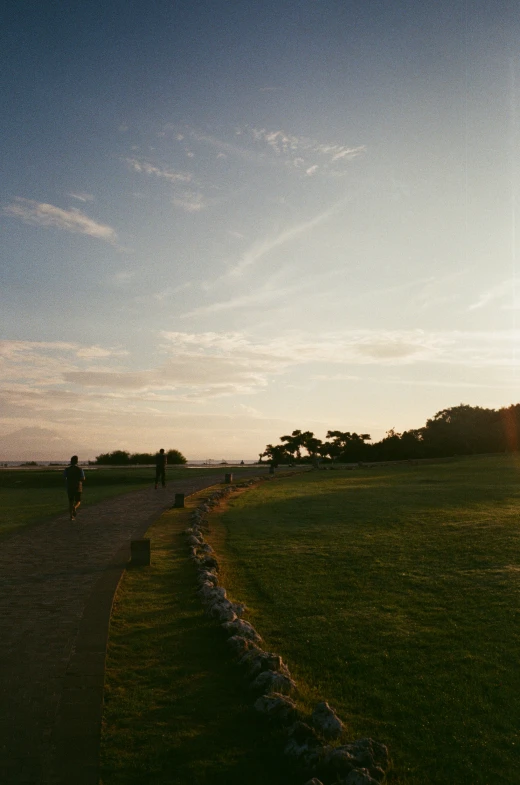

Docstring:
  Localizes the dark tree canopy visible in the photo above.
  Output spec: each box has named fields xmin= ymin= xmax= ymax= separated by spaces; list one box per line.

xmin=95 ymin=448 xmax=187 ymax=465
xmin=261 ymin=403 xmax=520 ymax=464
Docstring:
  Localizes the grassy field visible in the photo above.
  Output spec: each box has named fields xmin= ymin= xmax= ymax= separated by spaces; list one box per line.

xmin=210 ymin=455 xmax=520 ymax=784
xmin=101 ymin=489 xmax=301 ymax=785
xmin=0 ymin=466 xmax=233 ymax=538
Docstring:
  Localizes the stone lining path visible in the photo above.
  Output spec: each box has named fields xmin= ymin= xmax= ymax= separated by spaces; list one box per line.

xmin=0 ymin=470 xmax=267 ymax=784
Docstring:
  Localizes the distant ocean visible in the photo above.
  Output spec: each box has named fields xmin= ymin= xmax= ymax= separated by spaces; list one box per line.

xmin=0 ymin=459 xmax=260 ymax=467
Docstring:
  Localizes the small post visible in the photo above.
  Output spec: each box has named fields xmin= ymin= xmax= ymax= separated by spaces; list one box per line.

xmin=130 ymin=539 xmax=151 ymax=567
xmin=174 ymin=493 xmax=185 ymax=508
xmin=225 ymin=472 xmax=233 ymax=483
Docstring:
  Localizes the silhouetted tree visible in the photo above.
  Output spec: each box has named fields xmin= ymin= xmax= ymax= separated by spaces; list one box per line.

xmin=500 ymin=403 xmax=520 ymax=452
xmin=261 ymin=402 xmax=520 ymax=467
xmin=129 ymin=452 xmax=155 ymax=464
xmin=261 ymin=443 xmax=290 ymax=467
xmin=95 ymin=450 xmax=131 ymax=465
xmin=166 ymin=448 xmax=187 ymax=465
xmin=421 ymin=405 xmax=502 ymax=457
xmin=96 ymin=448 xmax=186 ymax=465
xmin=280 ymin=430 xmax=304 ymax=461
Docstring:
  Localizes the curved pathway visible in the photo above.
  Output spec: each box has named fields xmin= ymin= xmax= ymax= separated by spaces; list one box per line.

xmin=0 ymin=470 xmax=267 ymax=784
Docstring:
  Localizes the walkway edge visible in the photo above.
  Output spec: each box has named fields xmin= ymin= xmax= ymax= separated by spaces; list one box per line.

xmin=49 ymin=487 xmax=219 ymax=785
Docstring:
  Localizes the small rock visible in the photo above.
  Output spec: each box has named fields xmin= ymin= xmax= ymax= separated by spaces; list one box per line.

xmin=238 ymin=643 xmax=263 ymax=664
xmin=199 ymin=543 xmax=214 ymax=553
xmin=199 ymin=555 xmax=219 ymax=571
xmin=197 ymin=570 xmax=218 ymax=586
xmin=284 ymin=722 xmax=323 ymax=766
xmin=350 ymin=738 xmax=389 ymax=770
xmin=341 ymin=769 xmax=379 ymax=785
xmin=323 ymin=746 xmax=356 ymax=776
xmin=254 ymin=692 xmax=297 ymax=722
xmin=311 ymin=701 xmax=343 ymax=740
xmin=250 ymin=670 xmax=297 ymax=695
xmin=229 ymin=601 xmax=246 ymax=617
xmin=199 ymin=583 xmax=225 ymax=602
xmin=186 ymin=535 xmax=202 ymax=546
xmin=244 ymin=650 xmax=290 ymax=678
xmin=366 ymin=767 xmax=385 ymax=783
xmin=289 ymin=721 xmax=320 ymax=746
xmin=304 ymin=780 xmax=325 ymax=785
xmin=208 ymin=600 xmax=237 ymax=622
xmin=221 ymin=618 xmax=262 ymax=642
xmin=226 ymin=635 xmax=256 ymax=656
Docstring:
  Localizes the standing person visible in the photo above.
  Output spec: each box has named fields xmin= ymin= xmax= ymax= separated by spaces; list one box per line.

xmin=155 ymin=448 xmax=167 ymax=489
xmin=63 ymin=455 xmax=85 ymax=521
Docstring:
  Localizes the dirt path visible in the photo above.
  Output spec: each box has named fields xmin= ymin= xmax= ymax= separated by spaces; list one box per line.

xmin=0 ymin=470 xmax=267 ymax=784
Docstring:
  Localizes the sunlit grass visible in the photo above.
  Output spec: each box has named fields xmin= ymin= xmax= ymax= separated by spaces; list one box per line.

xmin=211 ymin=456 xmax=520 ymax=784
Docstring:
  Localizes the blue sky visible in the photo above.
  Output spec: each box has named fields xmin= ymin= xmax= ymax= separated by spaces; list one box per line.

xmin=1 ymin=1 xmax=520 ymax=459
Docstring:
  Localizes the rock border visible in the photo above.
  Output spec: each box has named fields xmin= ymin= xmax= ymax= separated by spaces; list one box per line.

xmin=184 ymin=477 xmax=390 ymax=785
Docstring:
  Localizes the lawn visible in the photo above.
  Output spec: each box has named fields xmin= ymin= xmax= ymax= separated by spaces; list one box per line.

xmin=101 ymin=488 xmax=301 ymax=785
xmin=0 ymin=466 xmax=234 ymax=538
xmin=210 ymin=455 xmax=520 ymax=784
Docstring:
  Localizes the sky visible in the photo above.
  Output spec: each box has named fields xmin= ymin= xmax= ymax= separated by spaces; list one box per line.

xmin=1 ymin=0 xmax=520 ymax=459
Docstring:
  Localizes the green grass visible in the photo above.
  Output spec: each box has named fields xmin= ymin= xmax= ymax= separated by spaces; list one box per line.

xmin=100 ymin=491 xmax=301 ymax=785
xmin=211 ymin=455 xmax=520 ymax=784
xmin=0 ymin=466 xmax=235 ymax=538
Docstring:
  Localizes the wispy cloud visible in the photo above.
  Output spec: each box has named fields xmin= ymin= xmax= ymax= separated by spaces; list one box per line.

xmin=182 ymin=287 xmax=289 ymax=317
xmin=184 ymin=267 xmax=346 ymax=318
xmin=183 ymin=125 xmax=365 ymax=175
xmin=468 ymin=279 xmax=517 ymax=311
xmin=172 ymin=191 xmax=205 ymax=212
xmin=185 ymin=128 xmax=263 ymax=164
xmin=245 ymin=126 xmax=365 ymax=173
xmin=108 ymin=269 xmax=137 ymax=287
xmin=153 ymin=282 xmax=192 ymax=302
xmin=125 ymin=157 xmax=192 ymax=183
xmin=67 ymin=192 xmax=94 ymax=203
xmin=223 ymin=194 xmax=351 ymax=278
xmin=2 ymin=331 xmax=520 ymax=456
xmin=249 ymin=127 xmax=362 ymax=159
xmin=125 ymin=155 xmax=206 ymax=211
xmin=0 ymin=340 xmax=127 ymax=387
xmin=160 ymin=328 xmax=520 ymax=371
xmin=4 ymin=330 xmax=520 ymax=412
xmin=4 ymin=198 xmax=117 ymax=243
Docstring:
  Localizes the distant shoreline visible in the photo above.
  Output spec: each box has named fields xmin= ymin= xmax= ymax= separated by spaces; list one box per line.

xmin=0 ymin=459 xmax=260 ymax=468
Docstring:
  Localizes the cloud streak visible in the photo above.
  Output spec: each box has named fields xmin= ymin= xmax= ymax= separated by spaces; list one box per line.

xmin=2 ymin=331 xmax=520 ymax=457
xmin=244 ymin=126 xmax=366 ymax=174
xmin=222 ymin=196 xmax=351 ymax=279
xmin=125 ymin=157 xmax=192 ymax=184
xmin=4 ymin=199 xmax=117 ymax=243
xmin=468 ymin=279 xmax=517 ymax=311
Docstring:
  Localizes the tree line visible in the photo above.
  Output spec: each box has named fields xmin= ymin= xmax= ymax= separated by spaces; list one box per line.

xmin=260 ymin=403 xmax=520 ymax=465
xmin=94 ymin=449 xmax=186 ymax=465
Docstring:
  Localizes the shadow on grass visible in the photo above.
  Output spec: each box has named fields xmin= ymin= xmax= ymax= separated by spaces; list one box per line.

xmin=101 ymin=506 xmax=301 ymax=785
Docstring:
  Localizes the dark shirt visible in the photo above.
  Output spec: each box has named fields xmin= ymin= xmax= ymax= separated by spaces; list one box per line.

xmin=63 ymin=464 xmax=85 ymax=492
xmin=155 ymin=452 xmax=167 ymax=469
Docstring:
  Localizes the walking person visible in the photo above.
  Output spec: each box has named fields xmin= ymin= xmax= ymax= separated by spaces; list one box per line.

xmin=64 ymin=455 xmax=85 ymax=521
xmin=155 ymin=448 xmax=167 ymax=489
